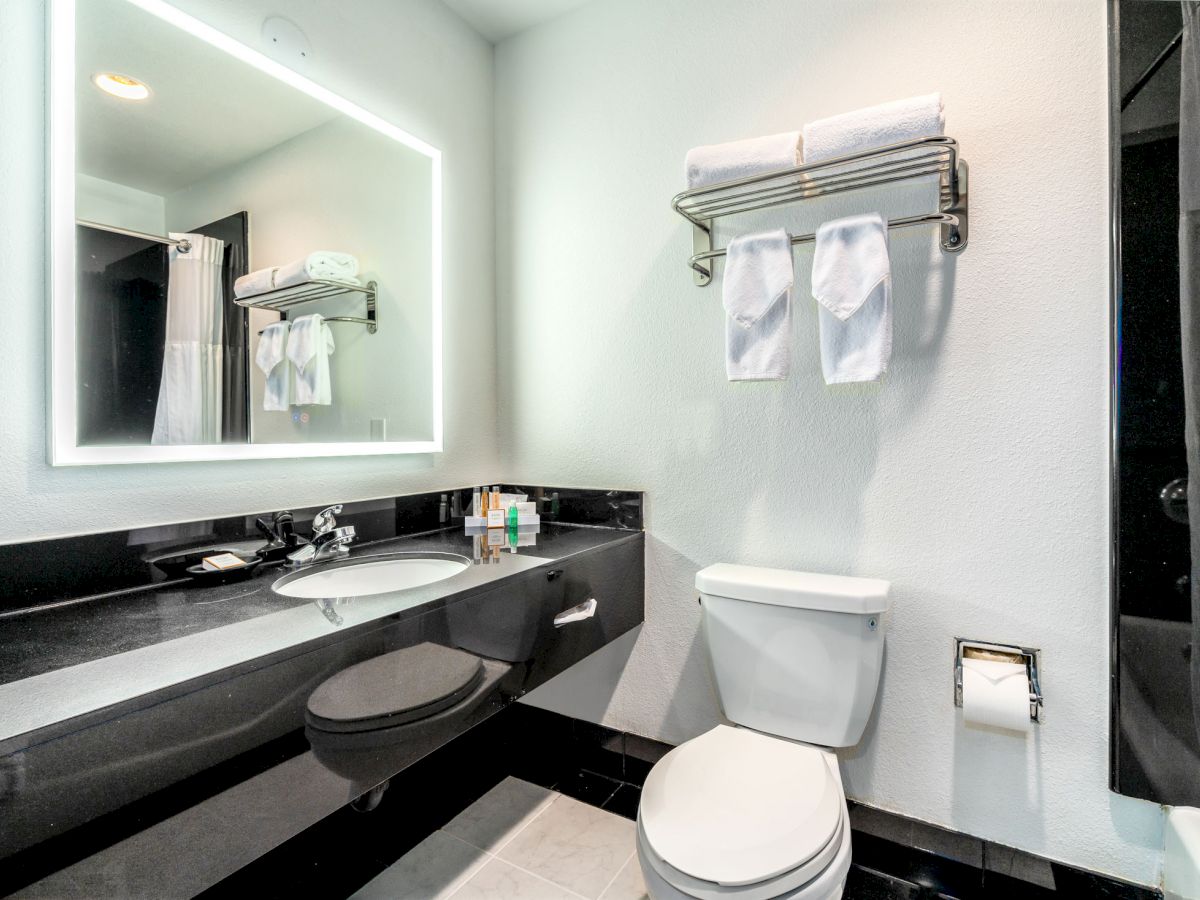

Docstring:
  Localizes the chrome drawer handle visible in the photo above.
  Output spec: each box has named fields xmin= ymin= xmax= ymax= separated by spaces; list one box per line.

xmin=554 ymin=598 xmax=597 ymax=627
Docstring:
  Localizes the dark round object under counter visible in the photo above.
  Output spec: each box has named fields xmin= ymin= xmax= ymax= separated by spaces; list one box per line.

xmin=306 ymin=642 xmax=486 ymax=734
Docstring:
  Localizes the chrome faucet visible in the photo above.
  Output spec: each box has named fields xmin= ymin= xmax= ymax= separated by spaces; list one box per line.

xmin=287 ymin=505 xmax=356 ymax=566
xmin=312 ymin=504 xmax=342 ymax=536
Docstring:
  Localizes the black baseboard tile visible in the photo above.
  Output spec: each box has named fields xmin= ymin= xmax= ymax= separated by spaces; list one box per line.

xmin=509 ymin=702 xmax=671 ymax=789
xmin=848 ymin=802 xmax=1161 ymax=900
xmin=623 ymin=731 xmax=673 ymax=784
xmin=603 ymin=783 xmax=642 ymax=820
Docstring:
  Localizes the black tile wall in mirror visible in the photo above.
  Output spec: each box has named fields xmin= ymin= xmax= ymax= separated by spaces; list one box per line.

xmin=1111 ymin=0 xmax=1200 ymax=805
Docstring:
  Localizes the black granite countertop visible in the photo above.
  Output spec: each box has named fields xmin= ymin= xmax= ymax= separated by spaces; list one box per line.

xmin=0 ymin=523 xmax=637 ymax=689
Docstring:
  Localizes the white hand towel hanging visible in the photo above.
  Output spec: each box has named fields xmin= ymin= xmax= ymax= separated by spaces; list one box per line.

xmin=812 ymin=213 xmax=892 ymax=384
xmin=287 ymin=314 xmax=336 ymax=406
xmin=255 ymin=320 xmax=291 ymax=411
xmin=723 ymin=229 xmax=794 ymax=381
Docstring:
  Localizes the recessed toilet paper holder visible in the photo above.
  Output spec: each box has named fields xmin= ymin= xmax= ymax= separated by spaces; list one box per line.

xmin=953 ymin=638 xmax=1044 ymax=724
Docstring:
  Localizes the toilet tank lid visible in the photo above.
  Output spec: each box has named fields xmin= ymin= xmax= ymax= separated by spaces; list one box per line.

xmin=696 ymin=564 xmax=890 ymax=614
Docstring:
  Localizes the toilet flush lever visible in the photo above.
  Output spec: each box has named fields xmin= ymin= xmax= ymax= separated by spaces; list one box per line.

xmin=554 ymin=598 xmax=597 ymax=627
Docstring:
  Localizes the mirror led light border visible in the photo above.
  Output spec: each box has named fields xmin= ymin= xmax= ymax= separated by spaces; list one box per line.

xmin=49 ymin=0 xmax=443 ymax=465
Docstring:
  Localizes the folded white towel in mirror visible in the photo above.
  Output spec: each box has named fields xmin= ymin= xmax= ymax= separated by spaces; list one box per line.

xmin=255 ymin=320 xmax=291 ymax=411
xmin=723 ymin=229 xmax=794 ymax=381
xmin=686 ymin=132 xmax=802 ymax=189
xmin=234 ymin=267 xmax=278 ymax=299
xmin=286 ymin=314 xmax=336 ymax=405
xmin=274 ymin=252 xmax=361 ymax=289
xmin=812 ymin=213 xmax=892 ymax=384
xmin=802 ymin=93 xmax=944 ymax=163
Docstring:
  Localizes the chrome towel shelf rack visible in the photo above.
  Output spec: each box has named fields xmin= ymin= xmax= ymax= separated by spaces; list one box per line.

xmin=236 ymin=279 xmax=378 ymax=334
xmin=671 ymin=136 xmax=968 ymax=286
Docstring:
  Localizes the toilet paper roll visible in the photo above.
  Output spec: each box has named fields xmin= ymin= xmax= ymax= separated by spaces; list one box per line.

xmin=961 ymin=657 xmax=1032 ymax=733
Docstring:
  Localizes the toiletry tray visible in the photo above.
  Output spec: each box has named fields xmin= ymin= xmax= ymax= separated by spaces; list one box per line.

xmin=236 ymin=279 xmax=378 ymax=333
xmin=464 ymin=515 xmax=541 ymax=528
xmin=671 ymin=135 xmax=968 ymax=285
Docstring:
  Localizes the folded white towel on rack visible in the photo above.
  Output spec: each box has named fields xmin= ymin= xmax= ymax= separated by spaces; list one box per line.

xmin=234 ymin=267 xmax=278 ymax=299
xmin=287 ymin=314 xmax=336 ymax=405
xmin=812 ymin=213 xmax=892 ymax=383
xmin=723 ymin=229 xmax=794 ymax=381
xmin=274 ymin=253 xmax=360 ymax=290
xmin=255 ymin=321 xmax=292 ymax=411
xmin=686 ymin=132 xmax=802 ymax=190
xmin=802 ymin=93 xmax=944 ymax=164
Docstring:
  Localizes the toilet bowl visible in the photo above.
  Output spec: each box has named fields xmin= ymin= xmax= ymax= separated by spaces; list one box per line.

xmin=635 ymin=565 xmax=889 ymax=900
xmin=637 ymin=726 xmax=852 ymax=900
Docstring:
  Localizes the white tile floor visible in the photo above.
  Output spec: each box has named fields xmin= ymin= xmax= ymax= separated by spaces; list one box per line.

xmin=351 ymin=777 xmax=649 ymax=900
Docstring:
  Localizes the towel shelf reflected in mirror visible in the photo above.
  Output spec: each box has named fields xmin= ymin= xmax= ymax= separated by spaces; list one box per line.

xmin=239 ymin=280 xmax=379 ymax=335
xmin=672 ymin=136 xmax=969 ymax=286
xmin=49 ymin=0 xmax=441 ymax=464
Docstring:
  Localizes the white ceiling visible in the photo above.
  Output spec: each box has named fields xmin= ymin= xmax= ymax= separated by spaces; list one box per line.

xmin=439 ymin=0 xmax=592 ymax=42
xmin=77 ymin=0 xmax=339 ymax=196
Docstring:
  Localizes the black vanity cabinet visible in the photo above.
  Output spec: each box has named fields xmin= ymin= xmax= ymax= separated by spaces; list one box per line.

xmin=0 ymin=531 xmax=644 ymax=895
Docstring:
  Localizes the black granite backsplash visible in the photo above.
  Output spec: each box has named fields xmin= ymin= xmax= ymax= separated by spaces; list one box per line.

xmin=504 ymin=485 xmax=644 ymax=531
xmin=0 ymin=486 xmax=642 ymax=614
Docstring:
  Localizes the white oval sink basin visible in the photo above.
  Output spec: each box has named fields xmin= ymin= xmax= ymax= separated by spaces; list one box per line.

xmin=273 ymin=555 xmax=469 ymax=599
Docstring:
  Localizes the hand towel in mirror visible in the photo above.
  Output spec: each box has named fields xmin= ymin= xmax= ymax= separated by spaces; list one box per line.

xmin=287 ymin=314 xmax=336 ymax=405
xmin=255 ymin=320 xmax=291 ymax=411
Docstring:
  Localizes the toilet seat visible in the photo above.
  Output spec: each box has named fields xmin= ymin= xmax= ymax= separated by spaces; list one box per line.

xmin=637 ymin=812 xmax=851 ymax=900
xmin=637 ymin=808 xmax=846 ymax=900
xmin=306 ymin=642 xmax=485 ymax=734
xmin=641 ymin=725 xmax=842 ymax=885
xmin=637 ymin=725 xmax=850 ymax=900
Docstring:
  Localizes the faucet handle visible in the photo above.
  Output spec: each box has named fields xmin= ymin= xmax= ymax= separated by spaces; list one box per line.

xmin=312 ymin=505 xmax=343 ymax=535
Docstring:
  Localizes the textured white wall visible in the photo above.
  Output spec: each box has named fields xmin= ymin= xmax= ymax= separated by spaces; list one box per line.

xmin=76 ymin=173 xmax=165 ymax=234
xmin=0 ymin=0 xmax=495 ymax=542
xmin=497 ymin=0 xmax=1165 ymax=886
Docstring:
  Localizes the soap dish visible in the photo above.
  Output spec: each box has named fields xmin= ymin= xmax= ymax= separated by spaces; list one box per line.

xmin=185 ymin=554 xmax=263 ymax=585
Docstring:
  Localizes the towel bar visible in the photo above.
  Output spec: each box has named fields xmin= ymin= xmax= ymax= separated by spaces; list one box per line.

xmin=672 ymin=135 xmax=968 ymax=286
xmin=239 ymin=279 xmax=378 ymax=334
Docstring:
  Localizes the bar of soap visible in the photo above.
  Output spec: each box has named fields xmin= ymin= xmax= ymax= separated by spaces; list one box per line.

xmin=201 ymin=552 xmax=248 ymax=572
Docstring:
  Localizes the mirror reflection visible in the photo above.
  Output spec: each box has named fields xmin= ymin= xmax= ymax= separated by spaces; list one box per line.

xmin=72 ymin=0 xmax=436 ymax=448
xmin=1113 ymin=0 xmax=1200 ymax=806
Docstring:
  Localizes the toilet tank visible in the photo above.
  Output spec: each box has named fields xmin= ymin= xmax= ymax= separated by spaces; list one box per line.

xmin=696 ymin=564 xmax=890 ymax=748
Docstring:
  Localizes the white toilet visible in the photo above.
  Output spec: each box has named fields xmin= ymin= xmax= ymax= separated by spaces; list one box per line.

xmin=635 ymin=564 xmax=890 ymax=900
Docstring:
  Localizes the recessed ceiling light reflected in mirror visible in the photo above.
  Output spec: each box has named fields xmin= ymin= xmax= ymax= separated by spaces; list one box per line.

xmin=92 ymin=72 xmax=150 ymax=100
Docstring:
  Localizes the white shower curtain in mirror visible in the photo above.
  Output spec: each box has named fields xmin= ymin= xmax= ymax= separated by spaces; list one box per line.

xmin=151 ymin=233 xmax=226 ymax=445
xmin=1180 ymin=1 xmax=1200 ymax=737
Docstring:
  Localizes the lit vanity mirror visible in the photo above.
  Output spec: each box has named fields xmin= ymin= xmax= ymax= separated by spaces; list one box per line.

xmin=50 ymin=0 xmax=441 ymax=463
